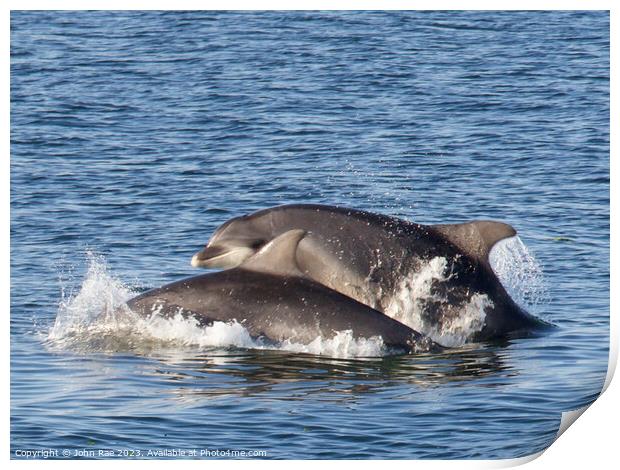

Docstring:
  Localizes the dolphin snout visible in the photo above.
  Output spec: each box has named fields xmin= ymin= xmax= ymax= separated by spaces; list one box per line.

xmin=191 ymin=245 xmax=225 ymax=268
xmin=191 ymin=247 xmax=210 ymax=267
xmin=191 ymin=244 xmax=256 ymax=269
xmin=190 ymin=252 xmax=204 ymax=268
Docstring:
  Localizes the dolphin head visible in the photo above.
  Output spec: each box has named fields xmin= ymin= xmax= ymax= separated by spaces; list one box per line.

xmin=191 ymin=215 xmax=271 ymax=269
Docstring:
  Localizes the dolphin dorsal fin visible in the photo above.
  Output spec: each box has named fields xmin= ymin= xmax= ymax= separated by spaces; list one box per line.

xmin=240 ymin=229 xmax=306 ymax=276
xmin=432 ymin=220 xmax=517 ymax=265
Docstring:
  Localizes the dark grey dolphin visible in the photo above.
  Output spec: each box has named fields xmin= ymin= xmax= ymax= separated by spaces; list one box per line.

xmin=191 ymin=204 xmax=549 ymax=342
xmin=126 ymin=230 xmax=439 ymax=354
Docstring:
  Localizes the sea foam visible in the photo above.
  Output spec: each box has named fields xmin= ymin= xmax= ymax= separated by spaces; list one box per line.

xmin=385 ymin=256 xmax=490 ymax=347
xmin=47 ymin=253 xmax=389 ymax=358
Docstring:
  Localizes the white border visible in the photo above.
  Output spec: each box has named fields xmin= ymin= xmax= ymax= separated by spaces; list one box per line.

xmin=2 ymin=1 xmax=616 ymax=11
xmin=4 ymin=2 xmax=616 ymax=468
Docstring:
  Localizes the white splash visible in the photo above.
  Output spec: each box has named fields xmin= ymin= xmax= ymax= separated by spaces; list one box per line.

xmin=279 ymin=330 xmax=386 ymax=358
xmin=430 ymin=293 xmax=491 ymax=347
xmin=48 ymin=252 xmax=136 ymax=342
xmin=385 ymin=257 xmax=490 ymax=347
xmin=138 ymin=313 xmax=258 ymax=349
xmin=489 ymin=235 xmax=549 ymax=313
xmin=47 ymin=254 xmax=391 ymax=358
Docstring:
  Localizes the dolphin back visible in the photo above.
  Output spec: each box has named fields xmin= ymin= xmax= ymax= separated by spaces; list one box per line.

xmin=431 ymin=220 xmax=517 ymax=266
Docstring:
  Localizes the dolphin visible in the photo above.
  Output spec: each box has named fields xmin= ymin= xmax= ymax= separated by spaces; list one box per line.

xmin=125 ymin=230 xmax=439 ymax=354
xmin=191 ymin=204 xmax=549 ymax=342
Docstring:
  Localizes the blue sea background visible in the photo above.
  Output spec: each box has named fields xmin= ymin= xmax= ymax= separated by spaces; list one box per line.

xmin=10 ymin=11 xmax=609 ymax=459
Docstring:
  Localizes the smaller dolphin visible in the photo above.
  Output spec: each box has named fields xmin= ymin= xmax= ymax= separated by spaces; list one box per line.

xmin=125 ymin=230 xmax=439 ymax=354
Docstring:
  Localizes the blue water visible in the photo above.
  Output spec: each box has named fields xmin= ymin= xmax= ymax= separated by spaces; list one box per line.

xmin=10 ymin=11 xmax=609 ymax=459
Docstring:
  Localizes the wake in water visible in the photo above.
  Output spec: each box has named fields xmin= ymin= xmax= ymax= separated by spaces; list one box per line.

xmin=47 ymin=253 xmax=386 ymax=358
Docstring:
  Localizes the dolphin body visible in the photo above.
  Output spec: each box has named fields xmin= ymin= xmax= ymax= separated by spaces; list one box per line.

xmin=125 ymin=230 xmax=439 ymax=353
xmin=191 ymin=204 xmax=549 ymax=342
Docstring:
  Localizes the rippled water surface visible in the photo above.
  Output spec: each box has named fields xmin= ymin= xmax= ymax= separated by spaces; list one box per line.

xmin=10 ymin=11 xmax=609 ymax=459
